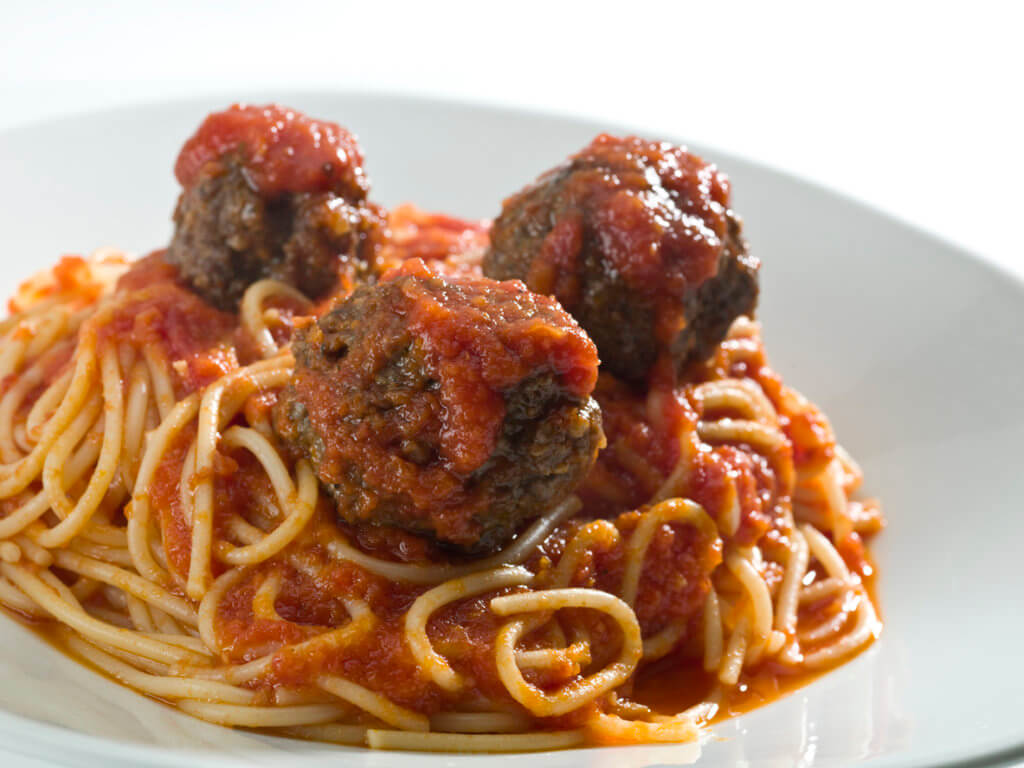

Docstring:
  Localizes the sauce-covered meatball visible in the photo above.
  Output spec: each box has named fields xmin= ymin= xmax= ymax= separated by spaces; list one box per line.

xmin=483 ymin=134 xmax=759 ymax=383
xmin=274 ymin=259 xmax=604 ymax=554
xmin=167 ymin=104 xmax=383 ymax=309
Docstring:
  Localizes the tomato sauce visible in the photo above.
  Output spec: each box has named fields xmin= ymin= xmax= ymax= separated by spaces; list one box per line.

xmin=147 ymin=435 xmax=284 ymax=586
xmin=535 ymin=507 xmax=722 ymax=637
xmin=145 ymin=432 xmax=194 ymax=580
xmin=174 ymin=104 xmax=369 ymax=200
xmin=209 ymin=535 xmax=541 ymax=713
xmin=387 ymin=259 xmax=598 ymax=470
xmin=101 ymin=258 xmax=239 ymax=392
xmin=8 ymin=253 xmax=127 ymax=314
xmin=377 ymin=204 xmax=490 ymax=277
xmin=634 ymin=562 xmax=881 ymax=720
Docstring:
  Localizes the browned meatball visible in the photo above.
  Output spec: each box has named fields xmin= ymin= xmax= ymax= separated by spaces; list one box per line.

xmin=166 ymin=104 xmax=383 ymax=310
xmin=274 ymin=259 xmax=604 ymax=554
xmin=483 ymin=134 xmax=759 ymax=383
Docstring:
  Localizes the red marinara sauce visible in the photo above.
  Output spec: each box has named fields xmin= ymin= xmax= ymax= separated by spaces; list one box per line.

xmin=565 ymin=135 xmax=730 ymax=316
xmin=101 ymin=253 xmax=239 ymax=393
xmin=174 ymin=104 xmax=369 ymax=199
xmin=386 ymin=258 xmax=600 ymax=470
xmin=377 ymin=204 xmax=491 ymax=277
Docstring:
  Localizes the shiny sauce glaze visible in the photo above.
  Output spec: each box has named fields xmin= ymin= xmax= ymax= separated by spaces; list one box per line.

xmin=174 ymin=104 xmax=369 ymax=199
xmin=634 ymin=564 xmax=880 ymax=720
xmin=492 ymin=134 xmax=734 ymax=348
xmin=377 ymin=204 xmax=490 ymax=276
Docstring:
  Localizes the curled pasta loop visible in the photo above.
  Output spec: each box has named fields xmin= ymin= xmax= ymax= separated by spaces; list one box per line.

xmin=406 ymin=566 xmax=533 ymax=692
xmin=490 ymin=588 xmax=642 ymax=717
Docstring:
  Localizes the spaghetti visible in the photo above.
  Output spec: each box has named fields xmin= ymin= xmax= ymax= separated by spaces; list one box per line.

xmin=0 ymin=253 xmax=882 ymax=752
xmin=0 ymin=105 xmax=883 ymax=755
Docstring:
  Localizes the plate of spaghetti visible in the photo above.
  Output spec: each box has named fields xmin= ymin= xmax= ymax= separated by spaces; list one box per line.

xmin=0 ymin=94 xmax=1021 ymax=768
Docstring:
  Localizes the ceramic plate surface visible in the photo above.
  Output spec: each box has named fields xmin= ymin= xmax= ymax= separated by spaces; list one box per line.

xmin=0 ymin=93 xmax=1021 ymax=768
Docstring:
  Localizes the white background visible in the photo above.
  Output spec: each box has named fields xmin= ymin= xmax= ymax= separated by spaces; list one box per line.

xmin=1 ymin=0 xmax=1022 ymax=276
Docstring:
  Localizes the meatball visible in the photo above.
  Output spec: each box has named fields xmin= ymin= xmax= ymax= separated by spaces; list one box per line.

xmin=274 ymin=259 xmax=604 ymax=554
xmin=483 ymin=134 xmax=759 ymax=383
xmin=166 ymin=104 xmax=383 ymax=310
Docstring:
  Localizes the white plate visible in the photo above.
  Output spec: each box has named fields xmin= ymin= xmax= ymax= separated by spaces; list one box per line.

xmin=0 ymin=92 xmax=1022 ymax=768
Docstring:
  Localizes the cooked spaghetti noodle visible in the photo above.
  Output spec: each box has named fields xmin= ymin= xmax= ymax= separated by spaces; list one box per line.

xmin=0 ymin=248 xmax=882 ymax=752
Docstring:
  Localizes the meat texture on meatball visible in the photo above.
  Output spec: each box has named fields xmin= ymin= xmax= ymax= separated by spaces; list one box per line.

xmin=274 ymin=258 xmax=604 ymax=554
xmin=167 ymin=104 xmax=383 ymax=309
xmin=483 ymin=134 xmax=759 ymax=383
